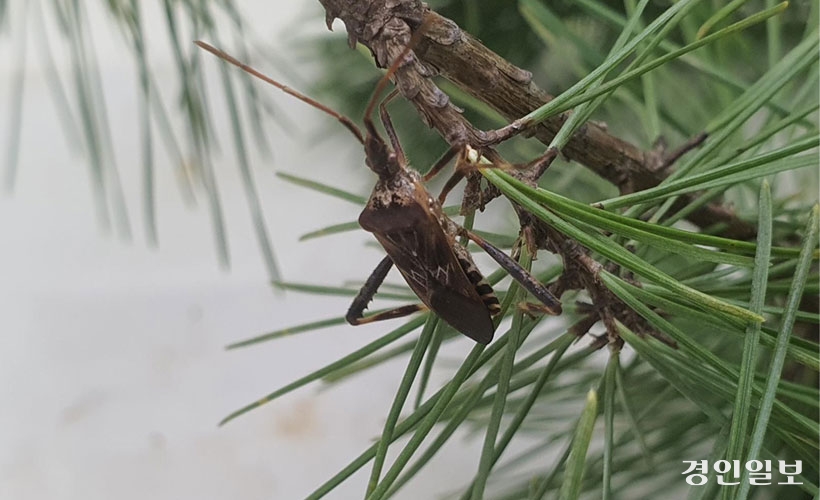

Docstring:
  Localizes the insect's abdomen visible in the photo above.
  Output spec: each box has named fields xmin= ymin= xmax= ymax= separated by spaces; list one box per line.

xmin=454 ymin=245 xmax=501 ymax=317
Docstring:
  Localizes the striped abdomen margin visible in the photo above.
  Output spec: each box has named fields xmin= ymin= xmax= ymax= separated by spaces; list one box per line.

xmin=453 ymin=244 xmax=501 ymax=316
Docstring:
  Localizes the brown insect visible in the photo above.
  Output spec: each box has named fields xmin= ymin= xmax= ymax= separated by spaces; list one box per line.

xmin=195 ymin=29 xmax=561 ymax=344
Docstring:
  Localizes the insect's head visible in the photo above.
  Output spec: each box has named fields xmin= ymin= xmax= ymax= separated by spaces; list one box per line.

xmin=364 ymin=132 xmax=400 ymax=180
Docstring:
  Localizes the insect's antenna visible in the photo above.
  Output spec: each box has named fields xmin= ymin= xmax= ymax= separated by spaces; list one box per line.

xmin=363 ymin=17 xmax=431 ymax=129
xmin=194 ymin=41 xmax=365 ymax=144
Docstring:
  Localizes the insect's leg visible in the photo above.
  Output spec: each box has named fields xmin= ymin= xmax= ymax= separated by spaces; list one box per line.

xmin=432 ymin=147 xmax=472 ymax=203
xmin=437 ymin=171 xmax=465 ymax=204
xmin=464 ymin=230 xmax=562 ymax=315
xmin=434 ymin=148 xmax=512 ymax=205
xmin=363 ymin=18 xmax=431 ymax=136
xmin=379 ymin=89 xmax=406 ymax=161
xmin=468 ymin=147 xmax=558 ymax=176
xmin=346 ymin=256 xmax=428 ymax=325
xmin=517 ymin=301 xmax=560 ymax=318
xmin=437 ymin=148 xmax=559 ymax=204
xmin=422 ymin=145 xmax=461 ymax=182
xmin=349 ymin=304 xmax=428 ymax=325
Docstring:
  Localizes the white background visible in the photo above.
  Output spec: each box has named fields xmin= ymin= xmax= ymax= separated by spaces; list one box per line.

xmin=0 ymin=2 xmax=489 ymax=498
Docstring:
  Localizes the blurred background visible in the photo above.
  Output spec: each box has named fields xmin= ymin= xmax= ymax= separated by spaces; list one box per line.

xmin=0 ymin=2 xmax=492 ymax=498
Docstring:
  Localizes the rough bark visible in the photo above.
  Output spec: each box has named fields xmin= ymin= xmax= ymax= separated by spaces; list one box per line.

xmin=318 ymin=0 xmax=755 ymax=239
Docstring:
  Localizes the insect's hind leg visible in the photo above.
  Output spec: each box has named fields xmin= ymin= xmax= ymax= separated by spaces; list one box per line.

xmin=464 ymin=231 xmax=562 ymax=315
xmin=346 ymin=256 xmax=428 ymax=326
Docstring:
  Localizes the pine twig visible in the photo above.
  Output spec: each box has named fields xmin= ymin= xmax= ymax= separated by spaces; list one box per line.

xmin=317 ymin=0 xmax=755 ymax=239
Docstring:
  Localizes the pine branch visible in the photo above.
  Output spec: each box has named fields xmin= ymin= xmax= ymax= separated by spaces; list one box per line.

xmin=314 ymin=0 xmax=776 ymax=346
xmin=317 ymin=0 xmax=756 ymax=239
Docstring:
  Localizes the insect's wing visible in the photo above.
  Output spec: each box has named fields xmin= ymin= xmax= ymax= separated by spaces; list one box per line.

xmin=429 ymin=282 xmax=494 ymax=344
xmin=364 ymin=204 xmax=494 ymax=344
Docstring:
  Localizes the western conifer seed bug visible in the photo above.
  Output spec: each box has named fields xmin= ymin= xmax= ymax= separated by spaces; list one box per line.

xmin=196 ymin=26 xmax=561 ymax=344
